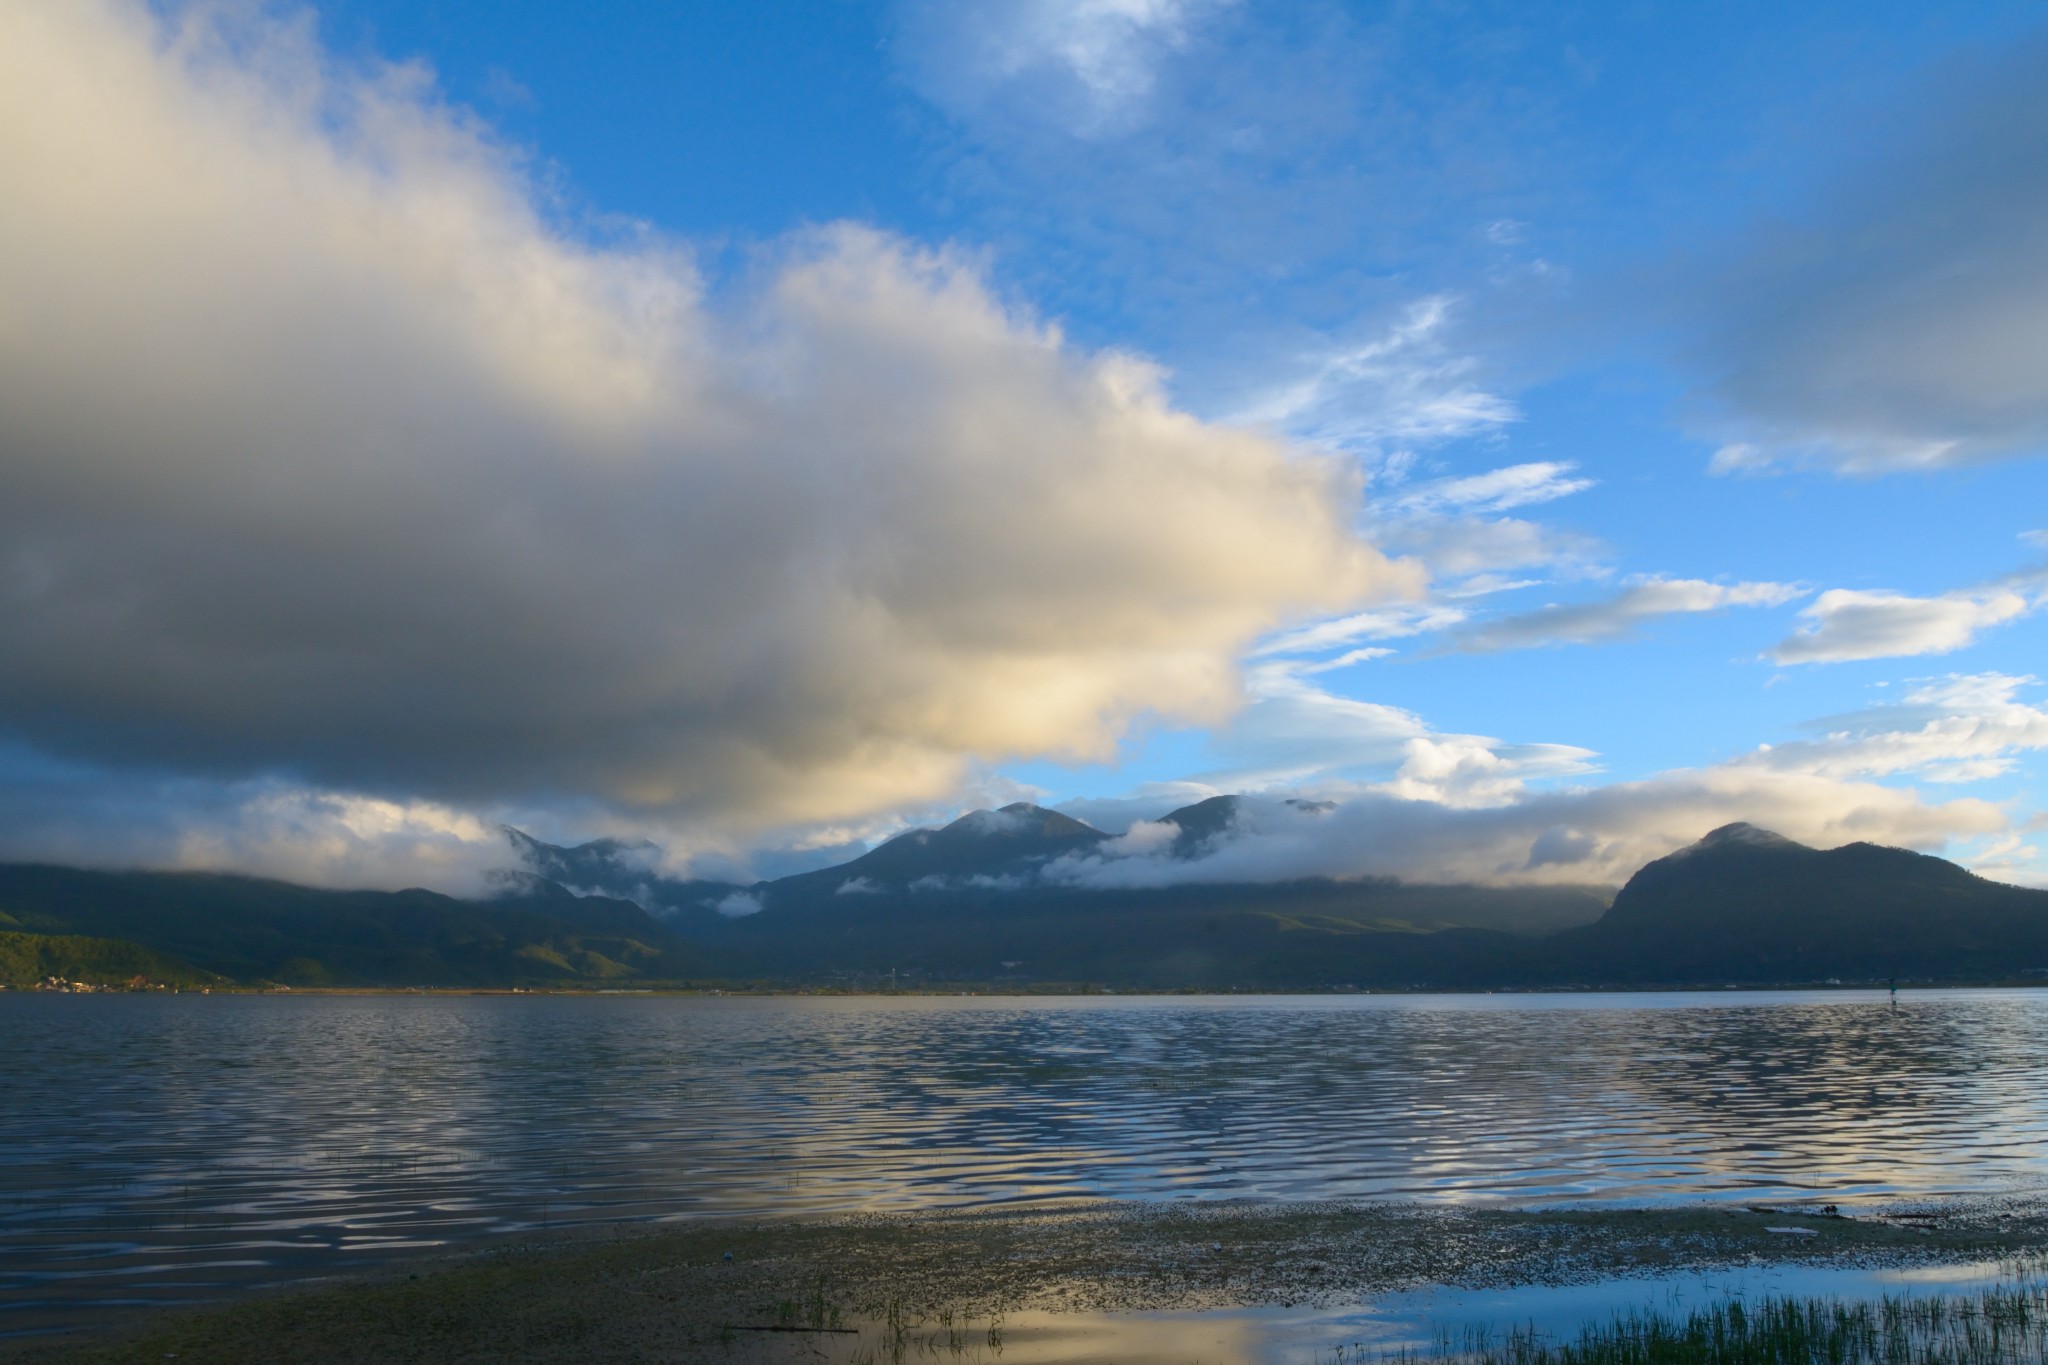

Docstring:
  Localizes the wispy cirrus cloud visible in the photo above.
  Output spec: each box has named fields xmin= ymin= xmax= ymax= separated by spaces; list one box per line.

xmin=1180 ymin=660 xmax=1598 ymax=801
xmin=1387 ymin=460 xmax=1593 ymax=518
xmin=1233 ymin=296 xmax=1519 ymax=457
xmin=1251 ymin=603 xmax=1469 ymax=658
xmin=1444 ymin=577 xmax=1803 ymax=654
xmin=895 ymin=0 xmax=1226 ymax=135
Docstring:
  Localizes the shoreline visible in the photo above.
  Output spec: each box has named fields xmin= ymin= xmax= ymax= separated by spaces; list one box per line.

xmin=22 ymin=1196 xmax=2048 ymax=1362
xmin=9 ymin=982 xmax=2046 ymax=997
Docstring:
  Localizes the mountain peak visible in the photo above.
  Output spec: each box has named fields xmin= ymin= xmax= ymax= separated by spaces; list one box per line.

xmin=1158 ymin=794 xmax=1242 ymax=857
xmin=1690 ymin=822 xmax=1805 ymax=853
xmin=797 ymin=803 xmax=1108 ymax=891
xmin=949 ymin=804 xmax=1101 ymax=840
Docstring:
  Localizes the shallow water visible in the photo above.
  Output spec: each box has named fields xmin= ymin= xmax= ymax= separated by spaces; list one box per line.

xmin=6 ymin=988 xmax=2048 ymax=1336
xmin=842 ymin=1260 xmax=2047 ymax=1365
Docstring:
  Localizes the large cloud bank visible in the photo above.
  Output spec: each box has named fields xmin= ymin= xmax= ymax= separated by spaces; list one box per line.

xmin=0 ymin=3 xmax=1406 ymax=836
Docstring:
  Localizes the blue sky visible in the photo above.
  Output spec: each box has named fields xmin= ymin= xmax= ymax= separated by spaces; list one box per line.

xmin=0 ymin=0 xmax=2045 ymax=891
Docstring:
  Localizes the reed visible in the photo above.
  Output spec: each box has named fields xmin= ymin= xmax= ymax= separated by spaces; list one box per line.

xmin=1369 ymin=1282 xmax=2048 ymax=1365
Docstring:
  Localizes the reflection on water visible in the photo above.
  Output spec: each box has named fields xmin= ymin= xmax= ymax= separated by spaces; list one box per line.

xmin=835 ymin=1260 xmax=2048 ymax=1365
xmin=4 ymin=989 xmax=2048 ymax=1335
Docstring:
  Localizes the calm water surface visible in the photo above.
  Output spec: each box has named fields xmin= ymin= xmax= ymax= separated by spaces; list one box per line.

xmin=5 ymin=989 xmax=2048 ymax=1334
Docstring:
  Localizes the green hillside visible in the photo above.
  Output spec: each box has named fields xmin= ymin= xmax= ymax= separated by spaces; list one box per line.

xmin=0 ymin=866 xmax=712 ymax=987
xmin=0 ymin=927 xmax=220 ymax=989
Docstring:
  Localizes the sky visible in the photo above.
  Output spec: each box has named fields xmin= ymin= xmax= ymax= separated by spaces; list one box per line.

xmin=2 ymin=0 xmax=2046 ymax=894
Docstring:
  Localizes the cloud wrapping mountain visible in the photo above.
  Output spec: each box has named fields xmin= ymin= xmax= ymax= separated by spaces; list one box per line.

xmin=1043 ymin=772 xmax=2004 ymax=890
xmin=0 ymin=2 xmax=1408 ymax=832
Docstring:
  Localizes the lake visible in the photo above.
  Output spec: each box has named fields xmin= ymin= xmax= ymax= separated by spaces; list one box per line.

xmin=6 ymin=988 xmax=2048 ymax=1337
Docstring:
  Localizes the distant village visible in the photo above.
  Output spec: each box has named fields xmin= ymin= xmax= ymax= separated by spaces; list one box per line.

xmin=5 ymin=975 xmax=198 ymax=993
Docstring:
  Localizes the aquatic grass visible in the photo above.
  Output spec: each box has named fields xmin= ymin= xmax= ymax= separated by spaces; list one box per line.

xmin=846 ymin=1297 xmax=1005 ymax=1365
xmin=1353 ymin=1281 xmax=2048 ymax=1365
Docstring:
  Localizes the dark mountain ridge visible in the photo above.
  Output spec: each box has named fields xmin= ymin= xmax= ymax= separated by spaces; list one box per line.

xmin=0 ymin=863 xmax=707 ymax=987
xmin=1553 ymin=821 xmax=2048 ymax=983
xmin=772 ymin=802 xmax=1109 ymax=894
xmin=5 ymin=818 xmax=2042 ymax=990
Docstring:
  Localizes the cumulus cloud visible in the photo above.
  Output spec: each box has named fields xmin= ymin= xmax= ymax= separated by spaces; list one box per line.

xmin=1691 ymin=36 xmax=2048 ymax=472
xmin=1447 ymin=578 xmax=1803 ymax=654
xmin=1771 ymin=578 xmax=2042 ymax=664
xmin=0 ymin=3 xmax=1410 ymax=850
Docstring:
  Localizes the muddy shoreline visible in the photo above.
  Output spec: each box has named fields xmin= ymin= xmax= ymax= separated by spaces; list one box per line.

xmin=20 ymin=1195 xmax=2048 ymax=1362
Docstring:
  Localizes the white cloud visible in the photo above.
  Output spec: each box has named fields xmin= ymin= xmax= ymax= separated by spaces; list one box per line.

xmin=1448 ymin=577 xmax=1803 ymax=653
xmin=1743 ymin=673 xmax=2048 ymax=784
xmin=1255 ymin=456 xmax=1600 ymax=645
xmin=1293 ymin=646 xmax=1395 ymax=674
xmin=1379 ymin=732 xmax=1598 ymax=808
xmin=0 ymin=2 xmax=1412 ymax=845
xmin=1190 ymin=662 xmax=1598 ymax=798
xmin=1053 ymin=782 xmax=1223 ymax=834
xmin=1389 ymin=461 xmax=1594 ymax=517
xmin=0 ymin=747 xmax=519 ymax=894
xmin=895 ymin=0 xmax=1223 ymax=135
xmin=1369 ymin=514 xmax=1604 ymax=587
xmin=1233 ymin=297 xmax=1518 ymax=456
xmin=1101 ymin=818 xmax=1181 ymax=855
xmin=1360 ymin=456 xmax=1603 ymax=598
xmin=1772 ymin=584 xmax=2039 ymax=664
xmin=1252 ymin=603 xmax=1468 ymax=658
xmin=712 ymin=891 xmax=765 ymax=918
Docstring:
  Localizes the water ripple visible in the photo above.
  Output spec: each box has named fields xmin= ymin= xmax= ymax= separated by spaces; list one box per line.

xmin=5 ymin=989 xmax=2048 ymax=1333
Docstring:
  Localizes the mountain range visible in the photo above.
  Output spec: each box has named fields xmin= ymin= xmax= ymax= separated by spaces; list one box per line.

xmin=3 ymin=801 xmax=2045 ymax=990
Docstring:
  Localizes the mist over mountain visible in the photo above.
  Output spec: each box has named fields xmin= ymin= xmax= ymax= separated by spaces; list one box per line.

xmin=11 ymin=809 xmax=2046 ymax=991
xmin=772 ymin=803 xmax=1111 ymax=895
